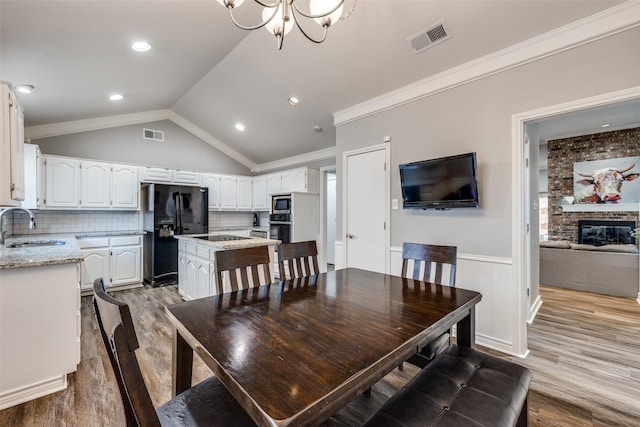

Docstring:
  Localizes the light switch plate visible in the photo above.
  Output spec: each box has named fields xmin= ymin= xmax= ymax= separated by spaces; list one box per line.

xmin=392 ymin=199 xmax=399 ymax=210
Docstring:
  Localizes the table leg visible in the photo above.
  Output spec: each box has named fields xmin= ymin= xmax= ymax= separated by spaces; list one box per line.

xmin=456 ymin=308 xmax=476 ymax=348
xmin=172 ymin=328 xmax=193 ymax=396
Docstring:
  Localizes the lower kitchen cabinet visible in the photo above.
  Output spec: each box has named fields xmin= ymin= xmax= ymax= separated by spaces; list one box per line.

xmin=0 ymin=262 xmax=81 ymax=409
xmin=78 ymin=235 xmax=142 ymax=291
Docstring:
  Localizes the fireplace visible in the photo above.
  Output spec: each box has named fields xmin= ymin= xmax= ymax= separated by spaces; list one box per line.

xmin=578 ymin=220 xmax=636 ymax=246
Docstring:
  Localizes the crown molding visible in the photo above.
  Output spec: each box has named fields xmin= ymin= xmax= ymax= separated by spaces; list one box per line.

xmin=333 ymin=0 xmax=640 ymax=126
xmin=25 ymin=110 xmax=172 ymax=140
xmin=167 ymin=111 xmax=256 ymax=170
xmin=252 ymin=146 xmax=337 ymax=173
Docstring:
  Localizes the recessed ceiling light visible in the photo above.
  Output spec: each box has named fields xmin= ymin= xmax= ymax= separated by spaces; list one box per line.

xmin=235 ymin=123 xmax=245 ymax=131
xmin=109 ymin=94 xmax=124 ymax=101
xmin=288 ymin=97 xmax=300 ymax=106
xmin=16 ymin=85 xmax=34 ymax=94
xmin=131 ymin=41 xmax=152 ymax=52
xmin=600 ymin=123 xmax=611 ymax=128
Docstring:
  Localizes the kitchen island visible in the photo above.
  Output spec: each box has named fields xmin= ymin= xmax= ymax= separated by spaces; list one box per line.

xmin=174 ymin=234 xmax=280 ymax=300
xmin=0 ymin=234 xmax=83 ymax=410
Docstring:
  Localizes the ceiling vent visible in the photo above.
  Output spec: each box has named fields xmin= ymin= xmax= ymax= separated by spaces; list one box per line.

xmin=143 ymin=128 xmax=164 ymax=142
xmin=408 ymin=19 xmax=452 ymax=54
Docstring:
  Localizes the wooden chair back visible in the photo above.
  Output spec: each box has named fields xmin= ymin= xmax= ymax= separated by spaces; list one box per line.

xmin=277 ymin=240 xmax=320 ymax=279
xmin=401 ymin=243 xmax=457 ymax=286
xmin=215 ymin=245 xmax=272 ymax=294
xmin=92 ymin=278 xmax=160 ymax=427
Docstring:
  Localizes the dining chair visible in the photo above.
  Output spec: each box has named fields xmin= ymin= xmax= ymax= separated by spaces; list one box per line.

xmin=277 ymin=240 xmax=320 ymax=280
xmin=401 ymin=242 xmax=458 ymax=368
xmin=91 ymin=278 xmax=256 ymax=427
xmin=214 ymin=245 xmax=272 ymax=294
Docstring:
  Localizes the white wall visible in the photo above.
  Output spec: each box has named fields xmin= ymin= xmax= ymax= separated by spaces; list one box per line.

xmin=335 ymin=26 xmax=640 ymax=356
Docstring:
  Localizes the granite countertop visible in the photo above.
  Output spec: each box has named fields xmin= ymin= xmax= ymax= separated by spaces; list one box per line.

xmin=0 ymin=234 xmax=84 ymax=270
xmin=175 ymin=234 xmax=281 ymax=250
xmin=76 ymin=230 xmax=146 ymax=238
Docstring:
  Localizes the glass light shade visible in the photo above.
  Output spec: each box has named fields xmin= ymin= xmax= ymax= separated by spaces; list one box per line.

xmin=216 ymin=0 xmax=244 ymax=8
xmin=263 ymin=4 xmax=294 ymax=36
xmin=309 ymin=0 xmax=343 ymax=26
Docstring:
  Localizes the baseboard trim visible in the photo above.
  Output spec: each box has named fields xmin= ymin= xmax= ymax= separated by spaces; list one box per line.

xmin=528 ymin=295 xmax=543 ymax=324
xmin=0 ymin=375 xmax=68 ymax=410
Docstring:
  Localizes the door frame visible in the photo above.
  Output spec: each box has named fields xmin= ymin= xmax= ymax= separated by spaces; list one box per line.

xmin=318 ymin=165 xmax=336 ymax=272
xmin=511 ymin=85 xmax=640 ymax=356
xmin=341 ymin=143 xmax=390 ymax=272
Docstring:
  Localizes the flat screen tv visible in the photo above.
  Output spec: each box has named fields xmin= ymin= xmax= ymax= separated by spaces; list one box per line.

xmin=399 ymin=152 xmax=479 ymax=209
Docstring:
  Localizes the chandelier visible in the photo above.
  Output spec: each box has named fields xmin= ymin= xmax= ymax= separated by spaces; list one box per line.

xmin=216 ymin=0 xmax=357 ymax=50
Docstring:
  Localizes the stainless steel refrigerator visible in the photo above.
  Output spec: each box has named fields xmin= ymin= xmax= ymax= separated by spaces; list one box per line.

xmin=142 ymin=183 xmax=208 ymax=286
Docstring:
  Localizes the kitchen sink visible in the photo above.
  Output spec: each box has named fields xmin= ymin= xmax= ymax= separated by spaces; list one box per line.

xmin=7 ymin=240 xmax=66 ymax=248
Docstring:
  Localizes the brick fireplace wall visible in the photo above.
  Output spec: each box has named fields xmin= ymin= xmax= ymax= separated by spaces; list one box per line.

xmin=547 ymin=127 xmax=640 ymax=242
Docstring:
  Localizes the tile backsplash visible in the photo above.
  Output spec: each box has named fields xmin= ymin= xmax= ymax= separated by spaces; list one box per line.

xmin=5 ymin=209 xmax=260 ymax=237
xmin=8 ymin=210 xmax=140 ymax=236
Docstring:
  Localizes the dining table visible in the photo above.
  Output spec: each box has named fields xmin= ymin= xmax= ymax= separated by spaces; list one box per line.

xmin=165 ymin=267 xmax=482 ymax=427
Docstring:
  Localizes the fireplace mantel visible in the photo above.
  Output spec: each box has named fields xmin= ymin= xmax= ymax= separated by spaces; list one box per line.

xmin=562 ymin=203 xmax=640 ymax=212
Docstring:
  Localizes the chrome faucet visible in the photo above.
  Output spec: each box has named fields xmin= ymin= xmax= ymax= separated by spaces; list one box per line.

xmin=0 ymin=207 xmax=37 ymax=245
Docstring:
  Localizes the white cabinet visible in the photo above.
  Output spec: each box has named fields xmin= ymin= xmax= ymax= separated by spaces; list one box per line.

xmin=81 ymin=161 xmax=111 ymax=209
xmin=0 ymin=262 xmax=80 ymax=409
xmin=237 ymin=176 xmax=253 ymax=210
xmin=173 ymin=169 xmax=201 ymax=185
xmin=253 ymin=176 xmax=268 ymax=211
xmin=139 ymin=166 xmax=172 ymax=182
xmin=266 ymin=174 xmax=282 ymax=195
xmin=44 ymin=156 xmax=138 ymax=210
xmin=202 ymin=173 xmax=221 ymax=209
xmin=111 ymin=165 xmax=139 ymax=209
xmin=78 ymin=235 xmax=142 ymax=290
xmin=281 ymin=168 xmax=318 ymax=193
xmin=45 ymin=156 xmax=81 ymax=208
xmin=196 ymin=258 xmax=211 ymax=299
xmin=221 ymin=176 xmax=237 ymax=209
xmin=184 ymin=253 xmax=197 ymax=300
xmin=0 ymin=82 xmax=25 ymax=207
xmin=178 ymin=241 xmax=187 ymax=297
xmin=22 ymin=144 xmax=43 ymax=209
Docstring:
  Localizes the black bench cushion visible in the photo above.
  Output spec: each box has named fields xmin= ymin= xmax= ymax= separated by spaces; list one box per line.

xmin=363 ymin=345 xmax=532 ymax=427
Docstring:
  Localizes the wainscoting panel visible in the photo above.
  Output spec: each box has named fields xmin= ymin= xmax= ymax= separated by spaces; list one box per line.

xmin=390 ymin=247 xmax=521 ymax=356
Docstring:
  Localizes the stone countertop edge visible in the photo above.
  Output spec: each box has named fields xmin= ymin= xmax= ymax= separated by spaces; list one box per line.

xmin=76 ymin=230 xmax=147 ymax=237
xmin=174 ymin=234 xmax=281 ymax=250
xmin=0 ymin=234 xmax=84 ymax=270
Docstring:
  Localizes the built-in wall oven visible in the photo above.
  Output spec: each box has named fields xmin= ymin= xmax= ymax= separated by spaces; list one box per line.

xmin=269 ymin=213 xmax=291 ymax=244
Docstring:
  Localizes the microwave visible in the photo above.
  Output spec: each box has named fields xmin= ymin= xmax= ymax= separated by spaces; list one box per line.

xmin=272 ymin=195 xmax=291 ymax=214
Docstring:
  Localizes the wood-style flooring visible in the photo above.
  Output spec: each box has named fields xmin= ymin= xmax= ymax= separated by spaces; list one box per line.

xmin=1 ymin=284 xmax=639 ymax=426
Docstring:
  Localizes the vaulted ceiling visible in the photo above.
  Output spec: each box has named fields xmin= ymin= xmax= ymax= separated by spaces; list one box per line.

xmin=0 ymin=0 xmax=628 ymax=167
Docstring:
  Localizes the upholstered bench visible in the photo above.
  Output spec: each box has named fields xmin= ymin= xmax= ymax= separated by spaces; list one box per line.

xmin=362 ymin=345 xmax=532 ymax=427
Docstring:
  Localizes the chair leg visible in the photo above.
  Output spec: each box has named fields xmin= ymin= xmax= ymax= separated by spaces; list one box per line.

xmin=398 ymin=362 xmax=404 ymax=371
xmin=364 ymin=388 xmax=371 ymax=397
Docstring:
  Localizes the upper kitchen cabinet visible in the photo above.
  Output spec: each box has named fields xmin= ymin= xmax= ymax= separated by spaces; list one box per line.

xmin=266 ymin=174 xmax=282 ymax=195
xmin=43 ymin=155 xmax=139 ymax=210
xmin=111 ymin=165 xmax=139 ymax=209
xmin=22 ymin=144 xmax=44 ymax=209
xmin=0 ymin=82 xmax=25 ymax=207
xmin=281 ymin=168 xmax=318 ymax=193
xmin=236 ymin=177 xmax=252 ymax=210
xmin=252 ymin=176 xmax=268 ymax=211
xmin=220 ymin=175 xmax=237 ymax=209
xmin=45 ymin=156 xmax=81 ymax=208
xmin=139 ymin=166 xmax=201 ymax=185
xmin=202 ymin=173 xmax=221 ymax=209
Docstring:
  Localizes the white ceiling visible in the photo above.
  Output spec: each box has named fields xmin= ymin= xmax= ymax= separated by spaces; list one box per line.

xmin=0 ymin=0 xmax=631 ymax=165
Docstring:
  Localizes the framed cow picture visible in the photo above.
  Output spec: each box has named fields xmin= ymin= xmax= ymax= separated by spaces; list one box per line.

xmin=573 ymin=156 xmax=640 ymax=203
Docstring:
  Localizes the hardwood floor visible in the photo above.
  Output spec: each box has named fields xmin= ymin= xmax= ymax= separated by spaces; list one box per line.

xmin=1 ymin=284 xmax=639 ymax=426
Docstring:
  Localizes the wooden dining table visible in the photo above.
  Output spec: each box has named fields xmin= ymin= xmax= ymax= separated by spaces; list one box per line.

xmin=165 ymin=267 xmax=482 ymax=427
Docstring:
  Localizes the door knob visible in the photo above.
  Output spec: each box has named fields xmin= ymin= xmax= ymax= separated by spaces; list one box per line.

xmin=347 ymin=234 xmax=355 ymax=239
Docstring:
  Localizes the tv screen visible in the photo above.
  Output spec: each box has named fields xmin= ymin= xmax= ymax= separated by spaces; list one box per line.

xmin=399 ymin=152 xmax=479 ymax=209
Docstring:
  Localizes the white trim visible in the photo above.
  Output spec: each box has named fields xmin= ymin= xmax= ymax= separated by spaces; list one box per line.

xmin=334 ymin=1 xmax=640 ymax=126
xmin=528 ymin=295 xmax=543 ymax=324
xmin=318 ymin=165 xmax=337 ymax=273
xmin=25 ymin=110 xmax=172 ymax=140
xmin=562 ymin=203 xmax=639 ymax=212
xmin=0 ymin=374 xmax=68 ymax=410
xmin=167 ymin=111 xmax=256 ymax=170
xmin=252 ymin=147 xmax=337 ymax=173
xmin=390 ymin=246 xmax=512 ymax=265
xmin=342 ymin=143 xmax=390 ymax=273
xmin=512 ymin=85 xmax=640 ymax=361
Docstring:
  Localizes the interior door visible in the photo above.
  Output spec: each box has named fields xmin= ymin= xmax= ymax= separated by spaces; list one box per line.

xmin=345 ymin=147 xmax=387 ymax=273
